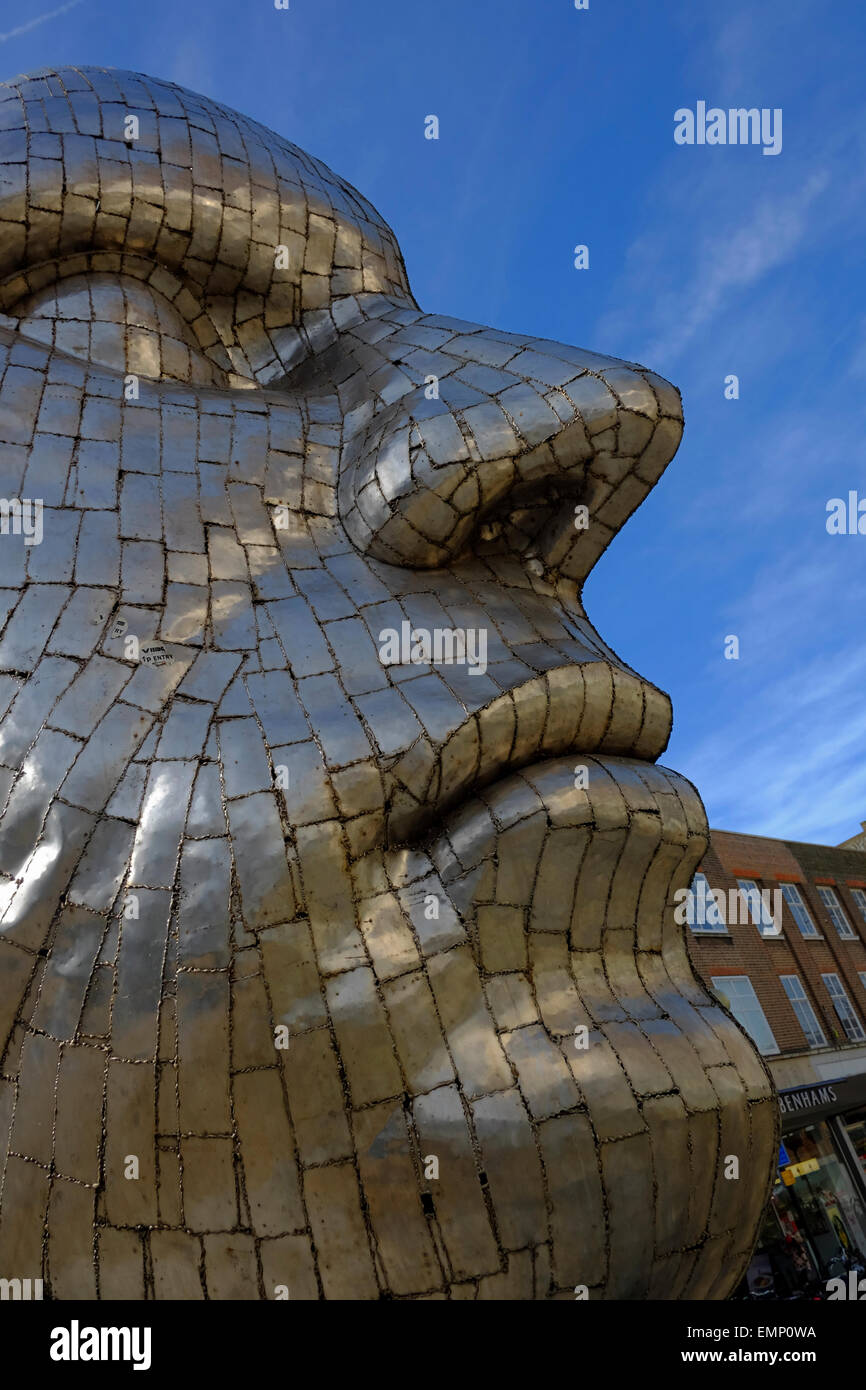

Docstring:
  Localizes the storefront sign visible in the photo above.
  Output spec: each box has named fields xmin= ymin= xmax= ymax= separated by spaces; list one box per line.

xmin=778 ymin=1073 xmax=866 ymax=1130
xmin=780 ymin=1083 xmax=837 ymax=1116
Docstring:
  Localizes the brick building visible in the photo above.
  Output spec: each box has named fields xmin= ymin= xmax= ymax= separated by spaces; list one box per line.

xmin=686 ymin=827 xmax=866 ymax=1295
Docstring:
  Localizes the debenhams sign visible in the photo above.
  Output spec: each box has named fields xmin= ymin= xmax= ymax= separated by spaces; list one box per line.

xmin=779 ymin=1083 xmax=837 ymax=1116
xmin=779 ymin=1073 xmax=866 ymax=1127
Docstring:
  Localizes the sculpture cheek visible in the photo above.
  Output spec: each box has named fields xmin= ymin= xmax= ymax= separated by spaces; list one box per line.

xmin=11 ymin=272 xmax=229 ymax=388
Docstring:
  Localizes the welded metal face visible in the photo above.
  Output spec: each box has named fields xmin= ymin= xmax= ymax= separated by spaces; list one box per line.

xmin=0 ymin=66 xmax=777 ymax=1300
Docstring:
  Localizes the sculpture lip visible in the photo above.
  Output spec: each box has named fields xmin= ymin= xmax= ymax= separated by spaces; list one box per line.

xmin=384 ymin=658 xmax=672 ymax=844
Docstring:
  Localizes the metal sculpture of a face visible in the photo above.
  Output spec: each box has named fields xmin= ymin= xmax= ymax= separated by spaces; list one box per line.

xmin=0 ymin=66 xmax=776 ymax=1300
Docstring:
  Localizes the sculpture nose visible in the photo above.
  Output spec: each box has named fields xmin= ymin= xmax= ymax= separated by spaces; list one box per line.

xmin=336 ymin=308 xmax=684 ymax=579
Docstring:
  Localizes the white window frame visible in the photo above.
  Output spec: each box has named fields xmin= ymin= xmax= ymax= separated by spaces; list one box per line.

xmin=780 ymin=882 xmax=819 ymax=938
xmin=816 ymin=885 xmax=856 ymax=939
xmin=711 ymin=974 xmax=780 ymax=1056
xmin=686 ymin=872 xmax=726 ymax=933
xmin=780 ymin=974 xmax=827 ymax=1048
xmin=850 ymin=887 xmax=866 ymax=923
xmin=821 ymin=973 xmax=866 ymax=1044
xmin=736 ymin=878 xmax=777 ymax=935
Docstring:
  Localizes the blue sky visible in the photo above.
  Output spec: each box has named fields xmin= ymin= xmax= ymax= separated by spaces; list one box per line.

xmin=3 ymin=0 xmax=865 ymax=845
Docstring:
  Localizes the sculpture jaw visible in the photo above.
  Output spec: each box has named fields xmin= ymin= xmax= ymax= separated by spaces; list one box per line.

xmin=381 ymin=755 xmax=779 ymax=1299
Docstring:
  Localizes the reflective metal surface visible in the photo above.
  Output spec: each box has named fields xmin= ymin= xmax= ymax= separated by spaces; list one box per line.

xmin=0 ymin=66 xmax=777 ymax=1300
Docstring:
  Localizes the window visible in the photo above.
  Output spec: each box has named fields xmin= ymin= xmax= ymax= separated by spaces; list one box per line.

xmin=859 ymin=971 xmax=866 ymax=993
xmin=711 ymin=975 xmax=779 ymax=1055
xmin=851 ymin=887 xmax=866 ymax=922
xmin=780 ymin=975 xmax=827 ymax=1048
xmin=685 ymin=872 xmax=726 ymax=932
xmin=816 ymin=886 xmax=856 ymax=939
xmin=821 ymin=973 xmax=866 ymax=1043
xmin=736 ymin=878 xmax=778 ymax=936
xmin=780 ymin=882 xmax=819 ymax=937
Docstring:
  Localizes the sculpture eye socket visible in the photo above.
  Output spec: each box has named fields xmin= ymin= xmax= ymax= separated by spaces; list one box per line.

xmin=9 ymin=271 xmax=228 ymax=388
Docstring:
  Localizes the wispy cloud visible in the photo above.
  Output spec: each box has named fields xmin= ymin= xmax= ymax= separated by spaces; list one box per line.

xmin=686 ymin=654 xmax=866 ymax=844
xmin=644 ymin=171 xmax=830 ymax=363
xmin=845 ymin=315 xmax=866 ymax=380
xmin=673 ymin=543 xmax=866 ymax=844
xmin=598 ymin=164 xmax=831 ymax=368
xmin=0 ymin=0 xmax=82 ymax=45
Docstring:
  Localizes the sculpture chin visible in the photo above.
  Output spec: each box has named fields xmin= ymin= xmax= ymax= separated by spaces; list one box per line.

xmin=384 ymin=755 xmax=779 ymax=1299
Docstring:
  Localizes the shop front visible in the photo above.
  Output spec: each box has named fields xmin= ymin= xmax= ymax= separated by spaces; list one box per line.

xmin=740 ymin=1073 xmax=866 ymax=1298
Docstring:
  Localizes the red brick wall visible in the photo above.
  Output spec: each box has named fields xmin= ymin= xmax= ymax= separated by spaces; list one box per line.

xmin=686 ymin=831 xmax=866 ymax=1056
